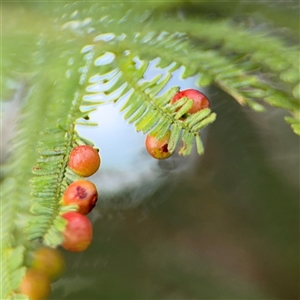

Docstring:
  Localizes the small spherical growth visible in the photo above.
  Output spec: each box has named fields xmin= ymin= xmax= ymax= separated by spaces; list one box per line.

xmin=31 ymin=247 xmax=65 ymax=282
xmin=61 ymin=212 xmax=93 ymax=252
xmin=171 ymin=89 xmax=210 ymax=114
xmin=62 ymin=180 xmax=98 ymax=215
xmin=145 ymin=130 xmax=173 ymax=160
xmin=19 ymin=269 xmax=51 ymax=300
xmin=68 ymin=145 xmax=100 ymax=177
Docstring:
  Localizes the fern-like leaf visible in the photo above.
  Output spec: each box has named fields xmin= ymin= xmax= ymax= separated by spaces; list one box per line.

xmin=1 ymin=246 xmax=27 ymax=300
xmin=2 ymin=2 xmax=299 ymax=299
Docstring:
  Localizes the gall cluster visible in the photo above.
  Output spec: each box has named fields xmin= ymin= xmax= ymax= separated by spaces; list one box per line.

xmin=145 ymin=89 xmax=210 ymax=159
xmin=19 ymin=247 xmax=65 ymax=300
xmin=18 ymin=88 xmax=209 ymax=299
xmin=62 ymin=145 xmax=100 ymax=252
xmin=19 ymin=145 xmax=101 ymax=299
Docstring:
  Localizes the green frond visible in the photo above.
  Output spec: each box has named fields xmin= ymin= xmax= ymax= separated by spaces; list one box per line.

xmin=20 ymin=39 xmax=105 ymax=247
xmin=120 ymin=17 xmax=299 ymax=133
xmin=152 ymin=19 xmax=299 ymax=131
xmin=1 ymin=246 xmax=27 ymax=300
xmin=285 ymin=116 xmax=300 ymax=135
xmin=89 ymin=52 xmax=216 ymax=155
xmin=9 ymin=1 xmax=298 ymax=133
xmin=2 ymin=2 xmax=299 ymax=298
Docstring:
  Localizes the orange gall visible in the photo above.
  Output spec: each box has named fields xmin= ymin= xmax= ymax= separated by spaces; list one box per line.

xmin=61 ymin=212 xmax=93 ymax=252
xmin=19 ymin=269 xmax=51 ymax=300
xmin=68 ymin=145 xmax=100 ymax=177
xmin=171 ymin=89 xmax=210 ymax=114
xmin=62 ymin=180 xmax=98 ymax=215
xmin=31 ymin=247 xmax=65 ymax=282
xmin=145 ymin=130 xmax=173 ymax=160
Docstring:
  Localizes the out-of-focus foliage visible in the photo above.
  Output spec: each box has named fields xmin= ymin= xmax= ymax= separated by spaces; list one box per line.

xmin=1 ymin=1 xmax=299 ymax=299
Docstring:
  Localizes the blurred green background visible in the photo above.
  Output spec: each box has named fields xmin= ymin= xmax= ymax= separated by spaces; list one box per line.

xmin=2 ymin=1 xmax=299 ymax=299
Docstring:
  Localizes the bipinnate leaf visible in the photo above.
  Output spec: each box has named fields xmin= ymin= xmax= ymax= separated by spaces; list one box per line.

xmin=1 ymin=2 xmax=299 ymax=299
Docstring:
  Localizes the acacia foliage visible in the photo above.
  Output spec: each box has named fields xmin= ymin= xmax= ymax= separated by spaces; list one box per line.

xmin=1 ymin=2 xmax=299 ymax=299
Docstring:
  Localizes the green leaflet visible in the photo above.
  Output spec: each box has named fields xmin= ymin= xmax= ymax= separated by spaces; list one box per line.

xmin=168 ymin=97 xmax=191 ymax=112
xmin=142 ymin=74 xmax=164 ymax=90
xmin=128 ymin=103 xmax=148 ymax=124
xmin=174 ymin=99 xmax=194 ymax=119
xmin=245 ymin=99 xmax=265 ymax=112
xmin=147 ymin=73 xmax=172 ymax=98
xmin=122 ymin=94 xmax=141 ymax=117
xmin=43 ymin=220 xmax=66 ymax=247
xmin=1 ymin=246 xmax=26 ymax=300
xmin=148 ymin=120 xmax=170 ymax=139
xmin=179 ymin=131 xmax=195 ymax=156
xmin=168 ymin=125 xmax=182 ymax=153
xmin=154 ymin=86 xmax=179 ymax=106
xmin=195 ymin=134 xmax=204 ymax=155
xmin=192 ymin=113 xmax=217 ymax=131
xmin=135 ymin=109 xmax=159 ymax=132
xmin=265 ymin=93 xmax=299 ymax=111
xmin=285 ymin=116 xmax=300 ymax=135
xmin=185 ymin=108 xmax=212 ymax=127
xmin=198 ymin=74 xmax=213 ymax=87
xmin=37 ymin=143 xmax=66 ymax=156
xmin=292 ymin=83 xmax=300 ymax=99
